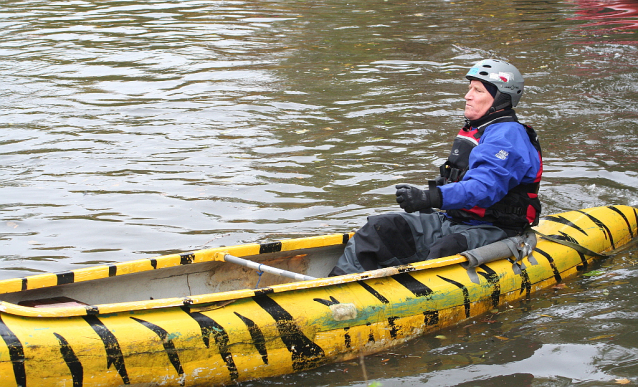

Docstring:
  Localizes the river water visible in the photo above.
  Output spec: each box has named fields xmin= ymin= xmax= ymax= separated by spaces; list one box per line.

xmin=1 ymin=0 xmax=638 ymax=386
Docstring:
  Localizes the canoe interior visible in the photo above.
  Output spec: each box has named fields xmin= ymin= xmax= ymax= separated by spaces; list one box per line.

xmin=0 ymin=245 xmax=344 ymax=307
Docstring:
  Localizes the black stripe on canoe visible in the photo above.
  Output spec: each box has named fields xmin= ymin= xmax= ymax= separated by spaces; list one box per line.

xmin=85 ymin=305 xmax=100 ymax=315
xmin=186 ymin=311 xmax=239 ymax=380
xmin=391 ymin=273 xmax=433 ymax=298
xmin=608 ymin=206 xmax=634 ymax=238
xmin=477 ymin=264 xmax=501 ymax=308
xmin=0 ymin=315 xmax=26 ymax=387
xmin=313 ymin=296 xmax=340 ymax=307
xmin=357 ymin=281 xmax=390 ymax=304
xmin=108 ymin=265 xmax=117 ymax=277
xmin=545 ymin=232 xmax=589 ymax=266
xmin=21 ymin=278 xmax=27 ymax=291
xmin=235 ymin=312 xmax=269 ymax=365
xmin=342 ymin=233 xmax=350 ymax=244
xmin=423 ymin=310 xmax=439 ymax=326
xmin=520 ymin=268 xmax=532 ymax=297
xmin=344 ymin=327 xmax=352 ymax=348
xmin=131 ymin=317 xmax=184 ymax=378
xmin=532 ymin=248 xmax=562 ymax=283
xmin=576 ymin=210 xmax=615 ymax=249
xmin=252 ymin=295 xmax=326 ymax=372
xmin=54 ymin=332 xmax=83 ymax=387
xmin=367 ymin=322 xmax=375 ymax=343
xmin=561 ymin=232 xmax=589 ymax=266
xmin=57 ymin=271 xmax=75 ymax=285
xmin=259 ymin=241 xmax=282 ymax=254
xmin=150 ymin=258 xmax=158 ymax=269
xmin=180 ymin=253 xmax=195 ymax=265
xmin=437 ymin=275 xmax=471 ymax=318
xmin=542 ymin=215 xmax=588 ymax=236
xmin=82 ymin=315 xmax=130 ymax=385
xmin=387 ymin=316 xmax=400 ymax=339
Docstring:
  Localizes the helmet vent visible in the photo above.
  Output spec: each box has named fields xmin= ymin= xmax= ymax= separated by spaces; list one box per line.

xmin=483 ymin=64 xmax=492 ymax=68
xmin=479 ymin=71 xmax=489 ymax=76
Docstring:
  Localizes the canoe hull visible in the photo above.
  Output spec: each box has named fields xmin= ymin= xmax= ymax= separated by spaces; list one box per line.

xmin=0 ymin=205 xmax=636 ymax=386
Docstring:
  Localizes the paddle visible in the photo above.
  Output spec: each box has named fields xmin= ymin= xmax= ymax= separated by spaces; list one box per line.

xmin=214 ymin=252 xmax=317 ymax=281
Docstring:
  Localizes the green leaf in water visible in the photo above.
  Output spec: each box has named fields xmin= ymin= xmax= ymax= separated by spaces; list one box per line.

xmin=583 ymin=270 xmax=605 ymax=277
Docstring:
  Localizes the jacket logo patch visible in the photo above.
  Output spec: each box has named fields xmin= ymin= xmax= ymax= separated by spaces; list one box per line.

xmin=495 ymin=150 xmax=509 ymax=160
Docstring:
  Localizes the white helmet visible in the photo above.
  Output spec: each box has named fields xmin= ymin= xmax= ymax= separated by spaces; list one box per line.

xmin=466 ymin=59 xmax=524 ymax=109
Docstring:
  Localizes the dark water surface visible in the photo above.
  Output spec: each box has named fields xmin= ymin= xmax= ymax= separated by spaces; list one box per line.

xmin=1 ymin=0 xmax=638 ymax=386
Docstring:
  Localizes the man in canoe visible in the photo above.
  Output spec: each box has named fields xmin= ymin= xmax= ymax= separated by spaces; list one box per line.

xmin=329 ymin=59 xmax=543 ymax=276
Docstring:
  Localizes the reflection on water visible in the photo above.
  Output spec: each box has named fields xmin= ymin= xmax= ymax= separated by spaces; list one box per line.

xmin=569 ymin=0 xmax=638 ymax=36
xmin=419 ymin=343 xmax=617 ymax=386
xmin=1 ymin=0 xmax=638 ymax=385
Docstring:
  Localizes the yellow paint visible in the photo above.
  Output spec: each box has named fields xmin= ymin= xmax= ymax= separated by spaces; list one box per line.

xmin=0 ymin=279 xmax=22 ymax=295
xmin=73 ymin=265 xmax=111 ymax=282
xmin=23 ymin=273 xmax=57 ymax=291
xmin=280 ymin=233 xmax=353 ymax=251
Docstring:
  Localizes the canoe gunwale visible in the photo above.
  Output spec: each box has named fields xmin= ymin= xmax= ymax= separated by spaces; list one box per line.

xmin=0 ymin=255 xmax=468 ymax=318
xmin=0 ymin=233 xmax=356 ymax=297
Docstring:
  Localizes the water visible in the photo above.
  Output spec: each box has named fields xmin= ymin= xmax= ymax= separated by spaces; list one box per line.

xmin=1 ymin=0 xmax=638 ymax=385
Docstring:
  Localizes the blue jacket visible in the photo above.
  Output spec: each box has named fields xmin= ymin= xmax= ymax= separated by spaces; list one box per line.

xmin=438 ymin=114 xmax=543 ymax=230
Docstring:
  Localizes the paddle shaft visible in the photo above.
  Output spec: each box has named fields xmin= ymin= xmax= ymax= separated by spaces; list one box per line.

xmin=223 ymin=254 xmax=317 ymax=281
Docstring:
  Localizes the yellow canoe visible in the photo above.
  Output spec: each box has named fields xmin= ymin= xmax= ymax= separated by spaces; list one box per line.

xmin=0 ymin=205 xmax=636 ymax=386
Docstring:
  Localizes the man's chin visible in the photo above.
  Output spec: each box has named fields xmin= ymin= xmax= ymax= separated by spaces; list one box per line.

xmin=464 ymin=111 xmax=478 ymax=120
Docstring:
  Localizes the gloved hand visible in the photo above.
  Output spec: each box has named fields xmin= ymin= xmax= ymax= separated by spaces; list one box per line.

xmin=395 ymin=184 xmax=441 ymax=213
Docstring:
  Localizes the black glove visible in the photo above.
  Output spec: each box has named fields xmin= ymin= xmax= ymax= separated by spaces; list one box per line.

xmin=395 ymin=184 xmax=442 ymax=213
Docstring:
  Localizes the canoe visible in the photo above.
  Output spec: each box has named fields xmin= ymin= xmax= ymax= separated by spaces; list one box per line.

xmin=0 ymin=205 xmax=636 ymax=387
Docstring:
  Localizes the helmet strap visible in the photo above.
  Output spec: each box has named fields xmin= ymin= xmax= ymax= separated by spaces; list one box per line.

xmin=491 ymin=91 xmax=512 ymax=112
xmin=474 ymin=91 xmax=513 ymax=123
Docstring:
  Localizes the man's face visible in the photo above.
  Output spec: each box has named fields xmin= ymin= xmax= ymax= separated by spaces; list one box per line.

xmin=464 ymin=80 xmax=495 ymax=121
